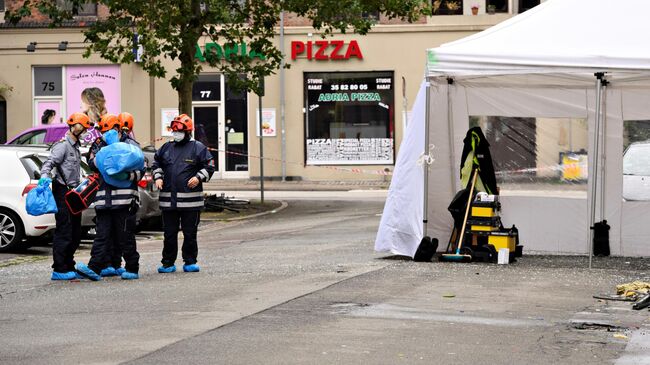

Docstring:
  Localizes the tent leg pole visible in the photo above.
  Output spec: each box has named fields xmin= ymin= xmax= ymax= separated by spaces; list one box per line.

xmin=589 ymin=73 xmax=605 ymax=269
xmin=423 ymin=81 xmax=431 ymax=237
xmin=447 ymin=78 xmax=457 ymax=194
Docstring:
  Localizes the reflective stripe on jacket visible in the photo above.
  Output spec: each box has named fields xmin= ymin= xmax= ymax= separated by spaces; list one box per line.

xmin=152 ymin=139 xmax=214 ymax=211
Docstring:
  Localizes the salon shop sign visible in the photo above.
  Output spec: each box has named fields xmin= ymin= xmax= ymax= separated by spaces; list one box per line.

xmin=291 ymin=40 xmax=363 ymax=61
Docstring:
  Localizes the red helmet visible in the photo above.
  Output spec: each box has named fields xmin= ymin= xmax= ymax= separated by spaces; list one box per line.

xmin=118 ymin=112 xmax=134 ymax=131
xmin=170 ymin=114 xmax=194 ymax=132
xmin=67 ymin=112 xmax=92 ymax=129
xmin=97 ymin=113 xmax=121 ymax=133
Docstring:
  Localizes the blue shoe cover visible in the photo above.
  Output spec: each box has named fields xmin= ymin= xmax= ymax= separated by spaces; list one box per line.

xmin=100 ymin=267 xmax=118 ymax=277
xmin=75 ymin=263 xmax=102 ymax=281
xmin=115 ymin=267 xmax=126 ymax=276
xmin=51 ymin=271 xmax=77 ymax=280
xmin=121 ymin=272 xmax=139 ymax=280
xmin=157 ymin=265 xmax=176 ymax=273
xmin=183 ymin=264 xmax=200 ymax=273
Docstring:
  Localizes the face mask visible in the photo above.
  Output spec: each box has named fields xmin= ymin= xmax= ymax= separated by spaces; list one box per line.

xmin=79 ymin=131 xmax=89 ymax=141
xmin=172 ymin=131 xmax=185 ymax=142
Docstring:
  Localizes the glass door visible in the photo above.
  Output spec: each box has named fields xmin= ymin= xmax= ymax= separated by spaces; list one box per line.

xmin=193 ymin=105 xmax=222 ymax=179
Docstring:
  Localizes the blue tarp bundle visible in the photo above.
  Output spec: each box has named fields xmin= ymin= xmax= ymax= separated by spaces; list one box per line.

xmin=26 ymin=181 xmax=58 ymax=216
xmin=95 ymin=130 xmax=144 ymax=188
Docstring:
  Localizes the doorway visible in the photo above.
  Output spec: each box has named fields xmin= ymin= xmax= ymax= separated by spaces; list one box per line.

xmin=193 ymin=104 xmax=249 ymax=179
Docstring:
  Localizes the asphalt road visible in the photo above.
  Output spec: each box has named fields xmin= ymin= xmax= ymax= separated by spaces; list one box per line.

xmin=0 ymin=194 xmax=648 ymax=365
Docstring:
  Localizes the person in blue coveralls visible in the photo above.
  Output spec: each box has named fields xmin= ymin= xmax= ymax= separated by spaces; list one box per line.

xmin=75 ymin=114 xmax=143 ymax=281
xmin=152 ymin=114 xmax=215 ymax=274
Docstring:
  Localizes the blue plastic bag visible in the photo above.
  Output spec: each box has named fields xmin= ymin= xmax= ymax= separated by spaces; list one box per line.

xmin=26 ymin=181 xmax=58 ymax=216
xmin=95 ymin=130 xmax=145 ymax=188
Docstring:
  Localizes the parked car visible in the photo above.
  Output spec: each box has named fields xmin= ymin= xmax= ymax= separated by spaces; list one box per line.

xmin=6 ymin=123 xmax=103 ymax=146
xmin=623 ymin=141 xmax=650 ymax=201
xmin=0 ymin=145 xmax=160 ymax=251
xmin=0 ymin=146 xmax=93 ymax=251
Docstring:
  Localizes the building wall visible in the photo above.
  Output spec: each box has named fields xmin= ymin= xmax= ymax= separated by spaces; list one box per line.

xmin=0 ymin=14 xmax=513 ymax=180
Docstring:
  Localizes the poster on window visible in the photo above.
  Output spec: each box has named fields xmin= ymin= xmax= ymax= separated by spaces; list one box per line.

xmin=35 ymin=101 xmax=63 ymax=125
xmin=161 ymin=108 xmax=179 ymax=137
xmin=255 ymin=108 xmax=276 ymax=137
xmin=304 ymin=71 xmax=395 ymax=165
xmin=66 ymin=65 xmax=121 ymax=117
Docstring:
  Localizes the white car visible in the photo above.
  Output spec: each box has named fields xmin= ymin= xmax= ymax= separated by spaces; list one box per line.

xmin=0 ymin=146 xmax=95 ymax=252
xmin=623 ymin=141 xmax=650 ymax=201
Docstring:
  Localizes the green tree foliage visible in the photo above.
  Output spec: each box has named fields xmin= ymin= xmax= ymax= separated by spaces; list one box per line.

xmin=7 ymin=0 xmax=429 ymax=114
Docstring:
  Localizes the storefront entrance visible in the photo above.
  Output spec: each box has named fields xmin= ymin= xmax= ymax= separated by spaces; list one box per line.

xmin=192 ymin=74 xmax=249 ymax=179
xmin=193 ymin=104 xmax=249 ymax=179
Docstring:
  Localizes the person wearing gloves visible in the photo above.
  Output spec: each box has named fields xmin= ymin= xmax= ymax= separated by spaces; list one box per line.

xmin=75 ymin=114 xmax=143 ymax=281
xmin=152 ymin=114 xmax=214 ymax=274
xmin=39 ymin=112 xmax=92 ymax=280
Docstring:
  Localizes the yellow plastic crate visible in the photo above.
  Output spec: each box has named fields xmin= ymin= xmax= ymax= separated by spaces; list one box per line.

xmin=471 ymin=206 xmax=497 ymax=218
xmin=488 ymin=233 xmax=516 ymax=252
xmin=471 ymin=225 xmax=498 ymax=232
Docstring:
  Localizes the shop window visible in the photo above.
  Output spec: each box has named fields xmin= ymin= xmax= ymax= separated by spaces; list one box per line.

xmin=362 ymin=11 xmax=380 ymax=21
xmin=33 ymin=67 xmax=63 ymax=126
xmin=487 ymin=0 xmax=508 ymax=13
xmin=225 ymin=85 xmax=248 ymax=172
xmin=56 ymin=1 xmax=97 ymax=16
xmin=623 ymin=120 xmax=650 ymax=201
xmin=304 ymin=71 xmax=394 ymax=165
xmin=519 ymin=0 xmax=541 ymax=13
xmin=432 ymin=0 xmax=464 ymax=15
xmin=469 ymin=116 xmax=588 ymax=193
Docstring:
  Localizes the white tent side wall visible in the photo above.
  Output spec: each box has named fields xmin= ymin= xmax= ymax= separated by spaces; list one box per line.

xmin=423 ymin=76 xmax=650 ymax=256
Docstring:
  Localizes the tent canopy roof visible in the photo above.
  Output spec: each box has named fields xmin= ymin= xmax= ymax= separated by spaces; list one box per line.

xmin=427 ymin=0 xmax=650 ymax=78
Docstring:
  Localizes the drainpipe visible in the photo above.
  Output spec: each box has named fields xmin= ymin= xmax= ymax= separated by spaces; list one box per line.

xmin=280 ymin=10 xmax=287 ymax=181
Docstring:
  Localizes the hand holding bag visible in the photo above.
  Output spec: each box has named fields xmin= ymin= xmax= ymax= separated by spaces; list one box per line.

xmin=26 ymin=180 xmax=58 ymax=216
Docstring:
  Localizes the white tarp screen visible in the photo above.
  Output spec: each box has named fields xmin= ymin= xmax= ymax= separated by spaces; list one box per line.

xmin=374 ymin=82 xmax=426 ymax=257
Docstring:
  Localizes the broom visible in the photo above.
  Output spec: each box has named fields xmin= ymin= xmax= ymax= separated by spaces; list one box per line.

xmin=440 ymin=166 xmax=477 ymax=263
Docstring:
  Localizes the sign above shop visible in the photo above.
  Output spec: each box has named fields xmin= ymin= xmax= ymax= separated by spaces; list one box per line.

xmin=195 ymin=42 xmax=265 ymax=62
xmin=291 ymin=40 xmax=363 ymax=61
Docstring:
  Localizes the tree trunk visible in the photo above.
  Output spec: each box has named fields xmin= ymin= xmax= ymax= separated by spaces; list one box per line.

xmin=177 ymin=0 xmax=203 ymax=116
xmin=178 ymin=78 xmax=193 ymax=116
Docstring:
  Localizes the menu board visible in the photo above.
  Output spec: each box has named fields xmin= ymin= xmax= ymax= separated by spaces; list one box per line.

xmin=306 ymin=138 xmax=394 ymax=165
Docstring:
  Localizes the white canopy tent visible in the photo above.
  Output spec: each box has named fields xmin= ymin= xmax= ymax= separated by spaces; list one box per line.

xmin=376 ymin=0 xmax=650 ymax=259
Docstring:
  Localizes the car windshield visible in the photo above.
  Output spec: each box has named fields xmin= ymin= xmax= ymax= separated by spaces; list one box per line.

xmin=623 ymin=144 xmax=650 ymax=176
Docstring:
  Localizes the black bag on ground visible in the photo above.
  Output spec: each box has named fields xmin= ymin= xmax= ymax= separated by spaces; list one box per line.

xmin=414 ymin=236 xmax=438 ymax=262
xmin=592 ymin=220 xmax=610 ymax=257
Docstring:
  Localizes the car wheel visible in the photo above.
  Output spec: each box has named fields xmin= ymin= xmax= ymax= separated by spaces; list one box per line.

xmin=0 ymin=209 xmax=25 ymax=252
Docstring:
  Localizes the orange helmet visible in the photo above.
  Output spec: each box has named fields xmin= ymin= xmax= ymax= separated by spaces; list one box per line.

xmin=170 ymin=114 xmax=194 ymax=132
xmin=97 ymin=113 xmax=121 ymax=133
xmin=67 ymin=112 xmax=92 ymax=129
xmin=118 ymin=112 xmax=134 ymax=131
